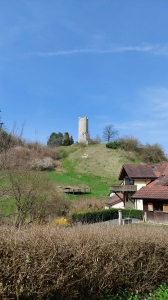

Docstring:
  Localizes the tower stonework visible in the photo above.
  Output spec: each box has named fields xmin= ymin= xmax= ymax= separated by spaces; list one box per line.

xmin=78 ymin=117 xmax=89 ymax=144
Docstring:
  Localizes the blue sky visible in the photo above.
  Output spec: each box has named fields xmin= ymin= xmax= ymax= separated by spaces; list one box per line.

xmin=1 ymin=1 xmax=168 ymax=153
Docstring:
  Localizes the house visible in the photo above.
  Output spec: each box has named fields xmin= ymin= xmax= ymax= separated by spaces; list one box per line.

xmin=110 ymin=162 xmax=168 ymax=222
xmin=105 ymin=193 xmax=124 ymax=209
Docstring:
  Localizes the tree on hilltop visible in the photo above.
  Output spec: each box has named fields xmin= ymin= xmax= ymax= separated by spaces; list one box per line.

xmin=63 ymin=132 xmax=74 ymax=146
xmin=47 ymin=132 xmax=63 ymax=147
xmin=47 ymin=132 xmax=74 ymax=147
xmin=102 ymin=124 xmax=118 ymax=143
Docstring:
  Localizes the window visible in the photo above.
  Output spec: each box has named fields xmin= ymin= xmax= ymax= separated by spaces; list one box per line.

xmin=148 ymin=203 xmax=153 ymax=211
xmin=125 ymin=176 xmax=134 ymax=185
xmin=155 ymin=203 xmax=163 ymax=211
xmin=163 ymin=204 xmax=168 ymax=213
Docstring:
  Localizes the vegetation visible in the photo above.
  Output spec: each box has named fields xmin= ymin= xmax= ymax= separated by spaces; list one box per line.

xmin=0 ymin=115 xmax=69 ymax=226
xmin=0 ymin=169 xmax=69 ymax=227
xmin=72 ymin=208 xmax=142 ymax=223
xmin=1 ymin=224 xmax=168 ymax=299
xmin=47 ymin=131 xmax=74 ymax=147
xmin=106 ymin=136 xmax=167 ymax=164
xmin=1 ymin=113 xmax=168 ymax=299
xmin=102 ymin=124 xmax=118 ymax=143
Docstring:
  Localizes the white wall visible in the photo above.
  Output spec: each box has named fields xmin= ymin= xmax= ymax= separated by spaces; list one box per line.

xmin=134 ymin=179 xmax=151 ymax=210
xmin=134 ymin=179 xmax=151 ymax=190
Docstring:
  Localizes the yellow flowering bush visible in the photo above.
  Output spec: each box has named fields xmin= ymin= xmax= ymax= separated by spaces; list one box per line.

xmin=52 ymin=217 xmax=71 ymax=227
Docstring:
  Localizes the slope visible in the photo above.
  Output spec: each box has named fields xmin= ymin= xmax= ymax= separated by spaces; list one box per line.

xmin=49 ymin=143 xmax=141 ymax=200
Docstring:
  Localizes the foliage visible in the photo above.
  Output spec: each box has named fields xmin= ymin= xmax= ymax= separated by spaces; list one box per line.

xmin=103 ymin=284 xmax=168 ymax=299
xmin=47 ymin=132 xmax=63 ymax=147
xmin=53 ymin=217 xmax=71 ymax=226
xmin=0 ymin=170 xmax=69 ymax=227
xmin=106 ymin=136 xmax=167 ymax=164
xmin=102 ymin=124 xmax=118 ymax=143
xmin=138 ymin=143 xmax=167 ymax=163
xmin=0 ymin=109 xmax=3 ymax=128
xmin=106 ymin=141 xmax=123 ymax=149
xmin=47 ymin=132 xmax=74 ymax=147
xmin=88 ymin=135 xmax=102 ymax=145
xmin=118 ymin=136 xmax=140 ymax=151
xmin=1 ymin=224 xmax=168 ymax=299
xmin=72 ymin=208 xmax=142 ymax=223
xmin=69 ymin=197 xmax=104 ymax=214
xmin=63 ymin=132 xmax=74 ymax=146
xmin=106 ymin=136 xmax=140 ymax=151
xmin=31 ymin=157 xmax=56 ymax=170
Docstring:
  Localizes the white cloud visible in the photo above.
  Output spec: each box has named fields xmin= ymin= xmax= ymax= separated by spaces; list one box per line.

xmin=25 ymin=43 xmax=168 ymax=58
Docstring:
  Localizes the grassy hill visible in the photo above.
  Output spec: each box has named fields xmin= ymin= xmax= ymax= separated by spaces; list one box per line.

xmin=0 ymin=143 xmax=142 ymax=219
xmin=49 ymin=143 xmax=141 ymax=201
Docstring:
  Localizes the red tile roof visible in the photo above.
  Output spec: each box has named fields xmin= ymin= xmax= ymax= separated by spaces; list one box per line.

xmin=119 ymin=164 xmax=158 ymax=180
xmin=116 ymin=162 xmax=168 ymax=201
xmin=106 ymin=193 xmax=123 ymax=206
xmin=132 ymin=186 xmax=168 ymax=200
xmin=149 ymin=174 xmax=168 ymax=187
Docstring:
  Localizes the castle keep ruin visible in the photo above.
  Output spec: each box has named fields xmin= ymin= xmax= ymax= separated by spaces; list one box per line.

xmin=78 ymin=117 xmax=89 ymax=144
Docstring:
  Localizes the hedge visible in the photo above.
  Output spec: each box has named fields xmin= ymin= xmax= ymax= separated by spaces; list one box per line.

xmin=72 ymin=208 xmax=142 ymax=223
xmin=1 ymin=225 xmax=168 ymax=299
xmin=106 ymin=141 xmax=123 ymax=149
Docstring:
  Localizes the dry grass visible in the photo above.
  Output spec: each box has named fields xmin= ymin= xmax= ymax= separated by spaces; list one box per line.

xmin=69 ymin=196 xmax=105 ymax=214
xmin=67 ymin=144 xmax=135 ymax=179
xmin=1 ymin=224 xmax=168 ymax=299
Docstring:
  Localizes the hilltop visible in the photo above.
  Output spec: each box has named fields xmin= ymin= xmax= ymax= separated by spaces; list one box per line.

xmin=49 ymin=143 xmax=141 ymax=201
xmin=60 ymin=143 xmax=140 ymax=178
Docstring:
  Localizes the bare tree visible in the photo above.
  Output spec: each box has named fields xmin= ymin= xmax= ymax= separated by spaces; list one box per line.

xmin=102 ymin=124 xmax=118 ymax=143
xmin=2 ymin=169 xmax=69 ymax=227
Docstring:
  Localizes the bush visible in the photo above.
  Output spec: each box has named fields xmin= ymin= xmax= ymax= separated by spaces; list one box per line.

xmin=52 ymin=217 xmax=71 ymax=227
xmin=0 ymin=170 xmax=69 ymax=226
xmin=118 ymin=136 xmax=140 ymax=152
xmin=106 ymin=137 xmax=140 ymax=152
xmin=106 ymin=141 xmax=123 ymax=149
xmin=88 ymin=135 xmax=102 ymax=145
xmin=138 ymin=143 xmax=168 ymax=163
xmin=72 ymin=208 xmax=142 ymax=223
xmin=31 ymin=157 xmax=56 ymax=171
xmin=1 ymin=224 xmax=168 ymax=299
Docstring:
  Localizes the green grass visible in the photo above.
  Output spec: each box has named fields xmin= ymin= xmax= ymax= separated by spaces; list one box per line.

xmin=78 ymin=284 xmax=168 ymax=300
xmin=49 ymin=153 xmax=119 ymax=200
xmin=104 ymin=284 xmax=168 ymax=300
xmin=0 ymin=144 xmax=142 ymax=215
xmin=47 ymin=144 xmax=142 ymax=200
xmin=0 ymin=198 xmax=16 ymax=216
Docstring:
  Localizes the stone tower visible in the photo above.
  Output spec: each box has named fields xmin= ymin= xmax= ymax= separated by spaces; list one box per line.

xmin=78 ymin=117 xmax=89 ymax=144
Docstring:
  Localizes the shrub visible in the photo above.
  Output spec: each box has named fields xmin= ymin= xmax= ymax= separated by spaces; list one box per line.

xmin=1 ymin=224 xmax=168 ymax=299
xmin=31 ymin=157 xmax=56 ymax=171
xmin=118 ymin=136 xmax=140 ymax=152
xmin=88 ymin=135 xmax=102 ymax=145
xmin=106 ymin=141 xmax=123 ymax=149
xmin=138 ymin=143 xmax=168 ymax=163
xmin=0 ymin=170 xmax=69 ymax=227
xmin=53 ymin=217 xmax=71 ymax=227
xmin=69 ymin=197 xmax=104 ymax=214
xmin=72 ymin=208 xmax=142 ymax=223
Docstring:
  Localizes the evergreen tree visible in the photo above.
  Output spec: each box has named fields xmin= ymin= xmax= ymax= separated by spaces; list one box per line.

xmin=47 ymin=132 xmax=63 ymax=147
xmin=63 ymin=132 xmax=74 ymax=146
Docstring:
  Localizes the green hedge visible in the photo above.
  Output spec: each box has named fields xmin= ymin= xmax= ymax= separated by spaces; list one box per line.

xmin=106 ymin=141 xmax=123 ymax=149
xmin=72 ymin=208 xmax=142 ymax=223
